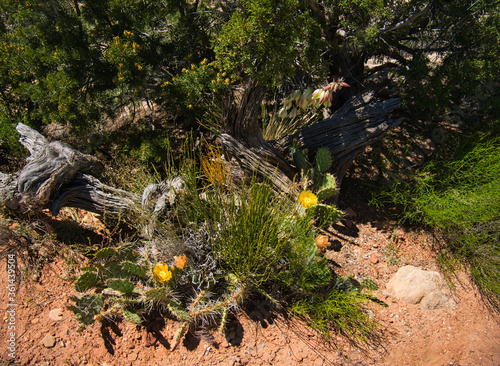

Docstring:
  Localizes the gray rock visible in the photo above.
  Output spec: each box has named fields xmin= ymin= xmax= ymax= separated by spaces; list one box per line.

xmin=386 ymin=265 xmax=454 ymax=310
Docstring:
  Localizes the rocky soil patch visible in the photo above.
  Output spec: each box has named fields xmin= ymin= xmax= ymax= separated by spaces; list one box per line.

xmin=1 ymin=203 xmax=499 ymax=366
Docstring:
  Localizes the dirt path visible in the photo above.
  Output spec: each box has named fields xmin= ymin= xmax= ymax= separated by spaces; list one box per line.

xmin=1 ymin=209 xmax=499 ymax=366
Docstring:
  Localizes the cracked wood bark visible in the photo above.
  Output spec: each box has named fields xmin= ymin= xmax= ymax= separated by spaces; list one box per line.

xmin=221 ymin=81 xmax=296 ymax=192
xmin=275 ymin=91 xmax=403 ymax=187
xmin=221 ymin=87 xmax=403 ymax=190
xmin=0 ymin=124 xmax=182 ymax=218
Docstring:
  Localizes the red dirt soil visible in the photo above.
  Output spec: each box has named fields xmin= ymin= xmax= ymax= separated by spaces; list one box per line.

xmin=1 ymin=207 xmax=499 ymax=366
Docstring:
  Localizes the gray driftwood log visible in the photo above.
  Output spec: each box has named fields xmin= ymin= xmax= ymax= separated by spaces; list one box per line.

xmin=0 ymin=124 xmax=183 ymax=217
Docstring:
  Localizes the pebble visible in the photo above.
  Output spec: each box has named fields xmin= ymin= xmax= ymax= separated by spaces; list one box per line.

xmin=49 ymin=308 xmax=64 ymax=321
xmin=41 ymin=335 xmax=56 ymax=348
xmin=369 ymin=253 xmax=379 ymax=264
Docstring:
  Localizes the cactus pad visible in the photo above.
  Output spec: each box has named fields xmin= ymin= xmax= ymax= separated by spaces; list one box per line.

xmin=145 ymin=287 xmax=170 ymax=302
xmin=320 ymin=173 xmax=337 ymax=190
xmin=309 ymin=203 xmax=343 ymax=227
xmin=168 ymin=299 xmax=191 ymax=321
xmin=106 ymin=278 xmax=135 ymax=294
xmin=316 ymin=187 xmax=338 ymax=201
xmin=68 ymin=294 xmax=104 ymax=326
xmin=75 ymin=271 xmax=99 ymax=292
xmin=315 ymin=147 xmax=332 ymax=173
xmin=95 ymin=247 xmax=118 ymax=259
xmin=121 ymin=261 xmax=148 ymax=278
xmin=101 ymin=262 xmax=128 ymax=279
xmin=123 ymin=310 xmax=142 ymax=324
xmin=291 ymin=147 xmax=312 ymax=172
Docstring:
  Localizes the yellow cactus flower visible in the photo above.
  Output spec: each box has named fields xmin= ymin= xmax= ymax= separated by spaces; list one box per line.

xmin=174 ymin=255 xmax=187 ymax=269
xmin=299 ymin=191 xmax=318 ymax=209
xmin=153 ymin=262 xmax=172 ymax=283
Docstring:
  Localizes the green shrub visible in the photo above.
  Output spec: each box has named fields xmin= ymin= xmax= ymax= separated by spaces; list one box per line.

xmin=69 ymin=141 xmax=376 ymax=344
xmin=391 ymin=137 xmax=500 ymax=310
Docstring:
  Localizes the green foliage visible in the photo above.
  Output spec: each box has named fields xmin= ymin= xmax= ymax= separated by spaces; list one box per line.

xmin=391 ymin=137 xmax=500 ymax=310
xmin=61 ymin=136 xmax=378 ymax=344
xmin=290 ymin=285 xmax=376 ymax=342
xmin=0 ymin=0 xmax=212 ymax=142
xmin=213 ymin=0 xmax=325 ymax=87
xmin=106 ymin=278 xmax=135 ymax=294
xmin=163 ymin=59 xmax=230 ymax=114
xmin=293 ymin=145 xmax=342 ymax=227
xmin=75 ymin=272 xmax=99 ymax=293
xmin=307 ymin=203 xmax=343 ymax=229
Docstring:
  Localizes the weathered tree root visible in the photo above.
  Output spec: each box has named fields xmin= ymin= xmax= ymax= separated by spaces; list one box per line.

xmin=0 ymin=124 xmax=182 ymax=218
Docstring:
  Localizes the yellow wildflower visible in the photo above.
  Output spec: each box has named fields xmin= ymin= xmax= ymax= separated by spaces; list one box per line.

xmin=174 ymin=255 xmax=187 ymax=269
xmin=153 ymin=262 xmax=172 ymax=283
xmin=298 ymin=191 xmax=318 ymax=209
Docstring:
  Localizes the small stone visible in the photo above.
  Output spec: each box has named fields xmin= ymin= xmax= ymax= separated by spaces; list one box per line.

xmin=369 ymin=253 xmax=379 ymax=264
xmin=144 ymin=331 xmax=157 ymax=347
xmin=41 ymin=335 xmax=56 ymax=348
xmin=49 ymin=308 xmax=64 ymax=321
xmin=344 ymin=207 xmax=357 ymax=217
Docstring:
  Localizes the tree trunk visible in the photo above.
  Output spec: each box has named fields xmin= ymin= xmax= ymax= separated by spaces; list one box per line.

xmin=221 ymin=85 xmax=402 ymax=191
xmin=275 ymin=91 xmax=403 ymax=187
xmin=220 ymin=80 xmax=296 ymax=191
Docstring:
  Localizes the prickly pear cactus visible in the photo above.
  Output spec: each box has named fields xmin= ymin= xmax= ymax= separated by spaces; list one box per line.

xmin=316 ymin=173 xmax=338 ymax=201
xmin=123 ymin=310 xmax=142 ymax=324
xmin=316 ymin=187 xmax=337 ymax=201
xmin=291 ymin=146 xmax=312 ymax=172
xmin=315 ymin=147 xmax=332 ymax=173
xmin=75 ymin=272 xmax=99 ymax=293
xmin=145 ymin=287 xmax=170 ymax=302
xmin=95 ymin=247 xmax=118 ymax=259
xmin=121 ymin=261 xmax=148 ymax=277
xmin=106 ymin=278 xmax=135 ymax=294
xmin=68 ymin=294 xmax=104 ymax=327
xmin=308 ymin=203 xmax=343 ymax=228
